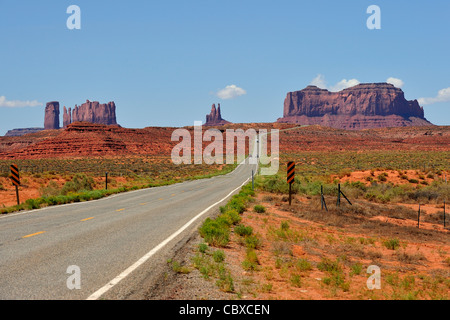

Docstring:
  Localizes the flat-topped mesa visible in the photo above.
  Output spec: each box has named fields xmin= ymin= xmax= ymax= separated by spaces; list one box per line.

xmin=278 ymin=83 xmax=432 ymax=130
xmin=205 ymin=103 xmax=231 ymax=126
xmin=44 ymin=101 xmax=60 ymax=130
xmin=64 ymin=100 xmax=117 ymax=127
xmin=4 ymin=128 xmax=44 ymax=137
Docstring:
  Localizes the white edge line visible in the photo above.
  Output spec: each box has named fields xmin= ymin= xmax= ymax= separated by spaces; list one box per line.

xmin=86 ymin=176 xmax=251 ymax=300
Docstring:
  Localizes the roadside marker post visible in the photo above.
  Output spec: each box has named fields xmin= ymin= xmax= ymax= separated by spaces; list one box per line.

xmin=106 ymin=172 xmax=108 ymax=190
xmin=252 ymin=170 xmax=254 ymax=190
xmin=10 ymin=164 xmax=20 ymax=206
xmin=287 ymin=161 xmax=295 ymax=206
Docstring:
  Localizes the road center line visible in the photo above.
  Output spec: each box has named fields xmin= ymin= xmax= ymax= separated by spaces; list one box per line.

xmin=81 ymin=217 xmax=94 ymax=222
xmin=116 ymin=208 xmax=125 ymax=212
xmin=22 ymin=231 xmax=45 ymax=239
xmin=86 ymin=176 xmax=251 ymax=300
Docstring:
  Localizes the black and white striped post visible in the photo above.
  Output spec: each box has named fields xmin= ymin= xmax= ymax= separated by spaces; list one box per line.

xmin=10 ymin=164 xmax=20 ymax=206
xmin=287 ymin=162 xmax=295 ymax=206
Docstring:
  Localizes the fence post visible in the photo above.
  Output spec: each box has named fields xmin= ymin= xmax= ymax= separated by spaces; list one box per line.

xmin=418 ymin=203 xmax=421 ymax=228
xmin=321 ymin=186 xmax=324 ymax=210
xmin=321 ymin=185 xmax=328 ymax=212
xmin=336 ymin=184 xmax=341 ymax=207
xmin=105 ymin=172 xmax=108 ymax=190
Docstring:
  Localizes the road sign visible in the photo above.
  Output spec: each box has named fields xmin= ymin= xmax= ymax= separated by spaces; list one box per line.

xmin=287 ymin=161 xmax=295 ymax=205
xmin=10 ymin=164 xmax=20 ymax=186
xmin=10 ymin=164 xmax=20 ymax=205
xmin=287 ymin=161 xmax=295 ymax=184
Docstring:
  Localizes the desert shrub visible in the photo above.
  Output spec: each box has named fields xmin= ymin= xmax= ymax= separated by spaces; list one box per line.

xmin=383 ymin=238 xmax=400 ymax=250
xmin=199 ymin=183 xmax=253 ymax=247
xmin=25 ymin=198 xmax=41 ymax=210
xmin=260 ymin=176 xmax=290 ymax=194
xmin=245 ymin=235 xmax=262 ymax=249
xmin=213 ymin=250 xmax=225 ymax=263
xmin=242 ymin=249 xmax=260 ymax=271
xmin=317 ymin=257 xmax=342 ymax=273
xmin=281 ymin=221 xmax=290 ymax=231
xmin=235 ymin=225 xmax=253 ymax=237
xmin=222 ymin=209 xmax=241 ymax=225
xmin=253 ymin=204 xmax=266 ymax=213
xmin=198 ymin=243 xmax=208 ymax=253
xmin=216 ymin=267 xmax=234 ymax=293
xmin=296 ymin=258 xmax=313 ymax=272
xmin=61 ymin=174 xmax=94 ymax=195
xmin=408 ymin=188 xmax=440 ymax=202
xmin=350 ymin=263 xmax=363 ymax=276
xmin=396 ymin=250 xmax=427 ymax=264
xmin=290 ymin=274 xmax=302 ymax=288
xmin=229 ymin=198 xmax=246 ymax=214
xmin=344 ymin=181 xmax=367 ymax=192
xmin=40 ymin=180 xmax=61 ymax=197
xmin=199 ymin=218 xmax=230 ymax=247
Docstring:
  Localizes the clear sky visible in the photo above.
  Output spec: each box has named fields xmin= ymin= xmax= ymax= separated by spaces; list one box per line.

xmin=0 ymin=0 xmax=449 ymax=135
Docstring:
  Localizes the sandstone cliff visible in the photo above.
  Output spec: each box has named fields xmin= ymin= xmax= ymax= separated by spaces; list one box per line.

xmin=277 ymin=83 xmax=432 ymax=130
xmin=205 ymin=103 xmax=231 ymax=126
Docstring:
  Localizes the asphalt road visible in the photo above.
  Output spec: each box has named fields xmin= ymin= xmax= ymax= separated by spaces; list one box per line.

xmin=0 ymin=157 xmax=258 ymax=300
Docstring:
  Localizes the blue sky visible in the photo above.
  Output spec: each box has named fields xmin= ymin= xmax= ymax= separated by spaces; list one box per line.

xmin=0 ymin=0 xmax=449 ymax=135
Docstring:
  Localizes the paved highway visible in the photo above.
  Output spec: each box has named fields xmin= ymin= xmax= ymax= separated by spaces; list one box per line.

xmin=0 ymin=156 xmax=258 ymax=300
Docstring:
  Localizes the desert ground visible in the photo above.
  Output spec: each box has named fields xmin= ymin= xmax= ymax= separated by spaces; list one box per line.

xmin=1 ymin=123 xmax=449 ymax=300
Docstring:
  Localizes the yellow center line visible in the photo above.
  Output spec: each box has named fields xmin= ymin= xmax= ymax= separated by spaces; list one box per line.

xmin=158 ymin=198 xmax=164 ymax=201
xmin=140 ymin=203 xmax=147 ymax=206
xmin=81 ymin=217 xmax=94 ymax=222
xmin=116 ymin=208 xmax=125 ymax=212
xmin=171 ymin=194 xmax=176 ymax=197
xmin=22 ymin=231 xmax=45 ymax=239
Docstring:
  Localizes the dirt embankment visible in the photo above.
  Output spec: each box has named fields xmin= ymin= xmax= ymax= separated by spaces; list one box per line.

xmin=152 ymin=192 xmax=449 ymax=300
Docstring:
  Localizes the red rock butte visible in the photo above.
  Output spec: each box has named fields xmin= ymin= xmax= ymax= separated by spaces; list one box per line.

xmin=205 ymin=103 xmax=231 ymax=126
xmin=277 ymin=83 xmax=432 ymax=130
xmin=44 ymin=101 xmax=60 ymax=130
xmin=63 ymin=100 xmax=117 ymax=128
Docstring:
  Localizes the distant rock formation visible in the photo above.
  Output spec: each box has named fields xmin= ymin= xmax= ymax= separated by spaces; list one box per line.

xmin=44 ymin=101 xmax=60 ymax=130
xmin=4 ymin=128 xmax=44 ymax=137
xmin=205 ymin=103 xmax=231 ymax=126
xmin=63 ymin=106 xmax=72 ymax=128
xmin=64 ymin=100 xmax=117 ymax=127
xmin=277 ymin=83 xmax=432 ymax=130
